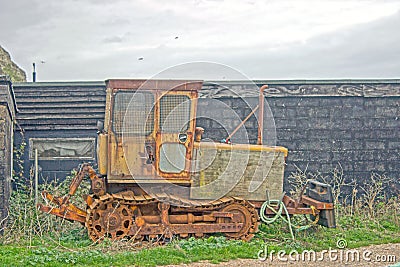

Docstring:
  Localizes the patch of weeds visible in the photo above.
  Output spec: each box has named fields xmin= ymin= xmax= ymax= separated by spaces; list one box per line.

xmin=1 ymin=164 xmax=399 ymax=266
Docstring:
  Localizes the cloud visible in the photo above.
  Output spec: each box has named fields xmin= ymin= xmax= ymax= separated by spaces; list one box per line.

xmin=224 ymin=10 xmax=400 ymax=79
xmin=1 ymin=0 xmax=399 ymax=81
xmin=102 ymin=36 xmax=124 ymax=44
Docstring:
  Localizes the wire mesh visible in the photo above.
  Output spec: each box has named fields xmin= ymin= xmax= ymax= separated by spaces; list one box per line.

xmin=160 ymin=95 xmax=191 ymax=133
xmin=113 ymin=91 xmax=154 ymax=137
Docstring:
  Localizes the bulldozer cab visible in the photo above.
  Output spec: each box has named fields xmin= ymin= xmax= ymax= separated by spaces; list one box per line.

xmin=98 ymin=79 xmax=202 ymax=184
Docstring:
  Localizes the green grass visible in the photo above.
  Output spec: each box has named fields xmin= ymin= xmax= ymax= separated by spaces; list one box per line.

xmin=0 ymin=237 xmax=257 ymax=267
xmin=1 ymin=214 xmax=399 ymax=267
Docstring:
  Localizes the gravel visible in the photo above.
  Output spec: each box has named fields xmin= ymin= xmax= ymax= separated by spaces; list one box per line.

xmin=165 ymin=243 xmax=400 ymax=267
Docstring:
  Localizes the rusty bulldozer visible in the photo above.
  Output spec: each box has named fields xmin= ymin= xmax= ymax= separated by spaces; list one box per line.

xmin=38 ymin=79 xmax=335 ymax=242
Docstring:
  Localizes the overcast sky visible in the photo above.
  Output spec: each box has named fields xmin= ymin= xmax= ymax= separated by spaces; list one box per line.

xmin=1 ymin=0 xmax=400 ymax=81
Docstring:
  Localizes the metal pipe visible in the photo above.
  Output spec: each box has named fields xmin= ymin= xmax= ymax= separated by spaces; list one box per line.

xmin=225 ymin=105 xmax=259 ymax=143
xmin=136 ymin=214 xmax=217 ymax=224
xmin=35 ymin=148 xmax=38 ymax=205
xmin=32 ymin=63 xmax=36 ymax=82
xmin=257 ymin=85 xmax=268 ymax=145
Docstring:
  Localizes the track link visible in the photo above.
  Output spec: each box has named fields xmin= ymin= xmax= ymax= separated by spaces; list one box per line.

xmin=86 ymin=192 xmax=259 ymax=242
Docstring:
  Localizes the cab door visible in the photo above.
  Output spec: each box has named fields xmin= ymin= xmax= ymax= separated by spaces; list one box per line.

xmin=156 ymin=92 xmax=196 ymax=180
xmin=109 ymin=90 xmax=156 ymax=180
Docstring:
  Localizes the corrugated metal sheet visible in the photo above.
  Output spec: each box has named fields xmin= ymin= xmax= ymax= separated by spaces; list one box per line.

xmin=13 ymin=81 xmax=106 ymax=130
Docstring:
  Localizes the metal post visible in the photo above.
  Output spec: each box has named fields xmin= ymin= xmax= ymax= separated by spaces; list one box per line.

xmin=35 ymin=148 xmax=38 ymax=205
xmin=225 ymin=105 xmax=259 ymax=143
xmin=257 ymin=85 xmax=268 ymax=145
xmin=32 ymin=63 xmax=36 ymax=82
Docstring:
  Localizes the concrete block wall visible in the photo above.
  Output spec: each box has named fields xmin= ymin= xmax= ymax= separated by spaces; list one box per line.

xmin=198 ymin=81 xmax=400 ymax=195
xmin=271 ymin=97 xmax=399 ymax=177
xmin=0 ymin=76 xmax=16 ymax=227
xmin=0 ymin=113 xmax=12 ymax=227
xmin=9 ymin=79 xmax=400 ymax=198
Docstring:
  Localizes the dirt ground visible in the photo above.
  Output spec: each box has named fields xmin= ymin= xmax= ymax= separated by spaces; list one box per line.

xmin=165 ymin=243 xmax=400 ymax=267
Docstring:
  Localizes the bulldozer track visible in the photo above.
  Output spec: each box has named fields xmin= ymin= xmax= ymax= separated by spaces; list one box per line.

xmin=86 ymin=192 xmax=259 ymax=242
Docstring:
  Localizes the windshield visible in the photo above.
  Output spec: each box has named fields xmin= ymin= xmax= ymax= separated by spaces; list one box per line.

xmin=112 ymin=91 xmax=154 ymax=137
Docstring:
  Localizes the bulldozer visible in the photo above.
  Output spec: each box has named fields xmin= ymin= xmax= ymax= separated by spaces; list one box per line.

xmin=38 ymin=79 xmax=335 ymax=242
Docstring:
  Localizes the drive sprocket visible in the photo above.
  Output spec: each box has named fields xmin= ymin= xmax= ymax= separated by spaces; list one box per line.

xmin=86 ymin=194 xmax=132 ymax=241
xmin=218 ymin=199 xmax=259 ymax=241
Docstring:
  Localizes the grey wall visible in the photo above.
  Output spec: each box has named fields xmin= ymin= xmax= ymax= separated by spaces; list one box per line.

xmin=10 ymin=79 xmax=400 ymax=197
xmin=0 ymin=76 xmax=16 ymax=227
xmin=198 ymin=80 xmax=400 ymax=195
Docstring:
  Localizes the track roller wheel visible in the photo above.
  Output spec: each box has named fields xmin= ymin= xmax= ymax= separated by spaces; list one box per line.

xmin=219 ymin=201 xmax=259 ymax=241
xmin=86 ymin=196 xmax=132 ymax=241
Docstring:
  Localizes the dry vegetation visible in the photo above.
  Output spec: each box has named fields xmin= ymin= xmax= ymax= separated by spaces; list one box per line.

xmin=288 ymin=163 xmax=399 ymax=222
xmin=0 ymin=161 xmax=398 ymax=266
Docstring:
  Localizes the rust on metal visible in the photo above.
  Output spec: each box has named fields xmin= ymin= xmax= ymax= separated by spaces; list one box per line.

xmin=300 ymin=196 xmax=334 ymax=210
xmin=37 ymin=163 xmax=105 ymax=224
xmin=226 ymin=105 xmax=259 ymax=143
xmin=37 ymin=203 xmax=86 ymax=223
xmin=37 ymin=191 xmax=87 ymax=223
xmin=106 ymin=79 xmax=203 ymax=92
xmin=85 ymin=193 xmax=258 ymax=242
xmin=257 ymin=85 xmax=268 ymax=145
xmin=37 ymin=79 xmax=336 ymax=243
